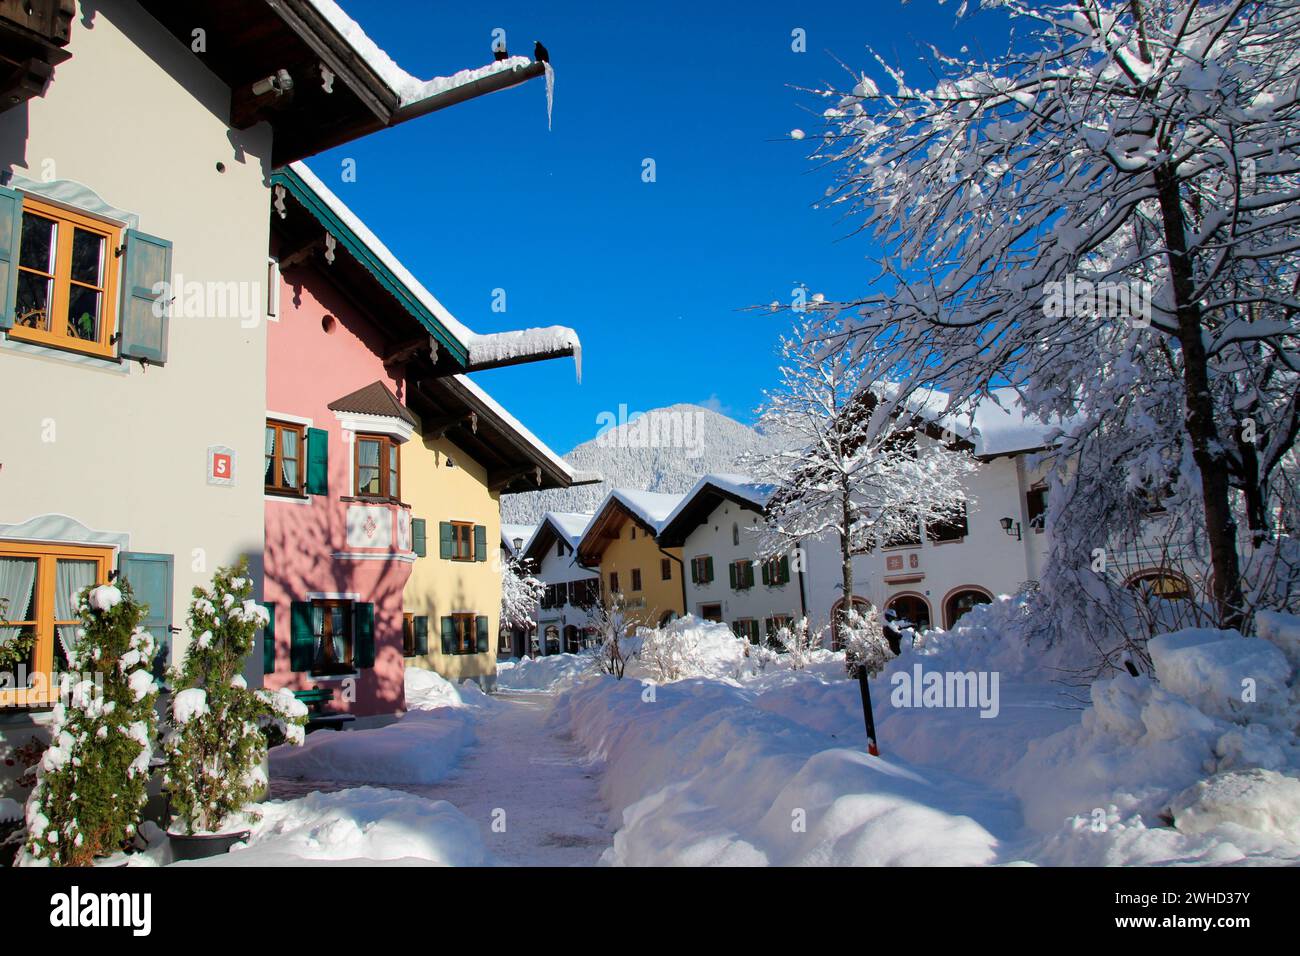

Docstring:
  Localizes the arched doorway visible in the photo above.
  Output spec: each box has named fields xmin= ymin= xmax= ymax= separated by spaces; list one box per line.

xmin=543 ymin=624 xmax=560 ymax=656
xmin=943 ymin=587 xmax=993 ymax=629
xmin=1124 ymin=569 xmax=1192 ymax=601
xmin=829 ymin=596 xmax=872 ymax=651
xmin=564 ymin=624 xmax=581 ymax=654
xmin=886 ymin=592 xmax=932 ymax=632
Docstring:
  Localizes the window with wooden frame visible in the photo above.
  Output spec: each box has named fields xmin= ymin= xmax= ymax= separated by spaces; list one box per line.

xmin=691 ymin=555 xmax=713 ymax=584
xmin=729 ymin=559 xmax=755 ymax=590
xmin=661 ymin=557 xmax=672 ymax=581
xmin=264 ymin=420 xmax=306 ymax=495
xmin=310 ymin=598 xmax=354 ymax=676
xmin=733 ymin=618 xmax=760 ymax=644
xmin=926 ymin=502 xmax=969 ymax=543
xmin=1027 ymin=486 xmax=1047 ymax=531
xmin=0 ymin=541 xmax=112 ymax=707
xmin=608 ymin=571 xmax=620 ymax=595
xmin=451 ymin=613 xmax=477 ymax=654
xmin=354 ymin=433 xmax=400 ymax=501
xmin=450 ymin=521 xmax=475 ymax=561
xmin=10 ymin=197 xmax=122 ymax=358
xmin=630 ymin=568 xmax=642 ymax=592
xmin=402 ymin=612 xmax=416 ymax=657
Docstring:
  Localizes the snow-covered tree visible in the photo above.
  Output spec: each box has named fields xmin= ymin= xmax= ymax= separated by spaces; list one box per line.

xmin=163 ymin=561 xmax=306 ymax=836
xmin=22 ymin=583 xmax=158 ymax=866
xmin=773 ymin=616 xmax=826 ymax=669
xmin=743 ymin=324 xmax=977 ymax=646
xmin=589 ymin=598 xmax=632 ymax=680
xmin=802 ymin=0 xmax=1300 ymax=629
xmin=501 ymin=553 xmax=544 ymax=633
xmin=838 ymin=606 xmax=893 ymax=680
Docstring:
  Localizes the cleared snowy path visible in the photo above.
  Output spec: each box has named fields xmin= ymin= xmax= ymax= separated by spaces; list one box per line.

xmin=407 ymin=691 xmax=611 ymax=866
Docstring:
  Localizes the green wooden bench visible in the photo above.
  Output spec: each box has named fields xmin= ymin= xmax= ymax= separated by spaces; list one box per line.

xmin=293 ymin=688 xmax=355 ymax=733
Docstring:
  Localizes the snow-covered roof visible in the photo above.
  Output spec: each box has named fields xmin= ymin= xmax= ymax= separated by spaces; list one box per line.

xmin=522 ymin=511 xmax=595 ymax=561
xmin=656 ymin=474 xmax=774 ymax=547
xmin=605 ymin=489 xmax=687 ymax=532
xmin=501 ymin=524 xmax=537 ymax=555
xmin=884 ymin=386 xmax=1064 ymax=458
xmin=287 ymin=161 xmax=580 ymax=375
xmin=305 ymin=0 xmax=537 ymax=109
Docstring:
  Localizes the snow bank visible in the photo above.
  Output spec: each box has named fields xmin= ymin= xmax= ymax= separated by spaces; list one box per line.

xmin=496 ymin=652 xmax=594 ymax=693
xmin=1255 ymin=610 xmax=1300 ymax=670
xmin=632 ymin=616 xmax=751 ymax=683
xmin=270 ymin=708 xmax=474 ymax=786
xmin=179 ymin=787 xmax=489 ymax=867
xmin=552 ymin=676 xmax=1019 ymax=866
xmin=1149 ymin=628 xmax=1292 ymax=724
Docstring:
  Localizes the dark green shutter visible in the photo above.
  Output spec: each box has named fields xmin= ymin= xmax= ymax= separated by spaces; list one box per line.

xmin=290 ymin=601 xmax=315 ymax=672
xmin=413 ymin=616 xmax=429 ymax=655
xmin=0 ymin=185 xmax=22 ymax=330
xmin=746 ymin=564 xmax=755 ymax=588
xmin=690 ymin=559 xmax=698 ymax=584
xmin=440 ymin=616 xmax=454 ymax=654
xmin=779 ymin=555 xmax=790 ymax=585
xmin=305 ymin=427 xmax=329 ymax=495
xmin=260 ymin=602 xmax=275 ymax=675
xmin=439 ymin=522 xmax=453 ymax=559
xmin=475 ymin=615 xmax=489 ymax=653
xmin=761 ymin=561 xmax=771 ymax=586
xmin=729 ymin=562 xmax=738 ymax=589
xmin=354 ymin=602 xmax=375 ymax=668
xmin=474 ymin=525 xmax=487 ymax=562
xmin=118 ymin=552 xmax=173 ymax=676
xmin=705 ymin=556 xmax=714 ymax=582
xmin=411 ymin=518 xmax=427 ymax=557
xmin=118 ymin=229 xmax=173 ymax=365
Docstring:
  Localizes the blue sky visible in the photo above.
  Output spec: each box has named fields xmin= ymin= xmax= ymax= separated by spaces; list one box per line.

xmin=310 ymin=0 xmax=1012 ymax=453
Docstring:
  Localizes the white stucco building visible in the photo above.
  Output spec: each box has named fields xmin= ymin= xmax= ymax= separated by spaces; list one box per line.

xmin=521 ymin=512 xmax=599 ymax=655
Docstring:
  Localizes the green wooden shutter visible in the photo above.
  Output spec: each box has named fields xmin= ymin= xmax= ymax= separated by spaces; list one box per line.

xmin=746 ymin=564 xmax=755 ymax=588
xmin=704 ymin=556 xmax=714 ymax=583
xmin=260 ymin=602 xmax=276 ymax=675
xmin=413 ymin=616 xmax=429 ymax=655
xmin=118 ymin=229 xmax=173 ymax=365
xmin=411 ymin=518 xmax=427 ymax=557
xmin=440 ymin=616 xmax=454 ymax=654
xmin=474 ymin=525 xmax=487 ymax=562
xmin=439 ymin=522 xmax=453 ymax=559
xmin=475 ymin=615 xmax=489 ymax=653
xmin=290 ymin=601 xmax=315 ymax=672
xmin=728 ymin=562 xmax=738 ymax=589
xmin=779 ymin=555 xmax=790 ymax=585
xmin=690 ymin=559 xmax=698 ymax=584
xmin=761 ymin=561 xmax=771 ymax=586
xmin=0 ymin=185 xmax=22 ymax=330
xmin=354 ymin=602 xmax=375 ymax=668
xmin=305 ymin=427 xmax=329 ymax=496
xmin=118 ymin=551 xmax=173 ymax=676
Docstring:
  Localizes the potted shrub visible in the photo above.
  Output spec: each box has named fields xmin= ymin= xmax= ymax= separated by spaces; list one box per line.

xmin=21 ymin=582 xmax=159 ymax=866
xmin=163 ymin=560 xmax=306 ymax=860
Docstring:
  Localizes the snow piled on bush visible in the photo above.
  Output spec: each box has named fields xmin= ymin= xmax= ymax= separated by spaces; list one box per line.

xmin=177 ymin=787 xmax=489 ymax=867
xmin=496 ymin=652 xmax=594 ymax=692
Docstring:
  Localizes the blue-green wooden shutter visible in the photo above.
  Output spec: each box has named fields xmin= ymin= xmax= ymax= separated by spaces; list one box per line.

xmin=118 ymin=551 xmax=172 ymax=676
xmin=729 ymin=562 xmax=738 ymax=589
xmin=353 ymin=602 xmax=375 ymax=668
xmin=690 ymin=559 xmax=698 ymax=584
xmin=779 ymin=555 xmax=790 ymax=585
xmin=0 ymin=185 xmax=22 ymax=330
xmin=305 ymin=428 xmax=329 ymax=496
xmin=411 ymin=518 xmax=427 ymax=557
xmin=118 ymin=229 xmax=173 ymax=365
xmin=475 ymin=615 xmax=489 ymax=653
xmin=440 ymin=616 xmax=454 ymax=654
xmin=761 ymin=561 xmax=771 ymax=586
xmin=290 ymin=601 xmax=314 ymax=672
xmin=474 ymin=525 xmax=487 ymax=562
xmin=439 ymin=522 xmax=453 ymax=559
xmin=413 ymin=616 xmax=429 ymax=655
xmin=260 ymin=602 xmax=275 ymax=675
xmin=704 ymin=556 xmax=713 ymax=582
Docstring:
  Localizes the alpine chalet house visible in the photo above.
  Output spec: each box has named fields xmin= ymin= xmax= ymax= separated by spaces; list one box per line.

xmin=264 ymin=164 xmax=589 ymax=720
xmin=575 ymin=491 xmax=686 ymax=629
xmin=0 ymin=0 xmax=553 ymax=773
xmin=522 ymin=512 xmax=599 ymax=655
xmin=656 ymin=475 xmax=807 ymax=642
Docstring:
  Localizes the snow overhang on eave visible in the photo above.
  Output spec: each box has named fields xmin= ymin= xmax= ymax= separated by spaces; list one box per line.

xmin=272 ymin=164 xmax=584 ymax=379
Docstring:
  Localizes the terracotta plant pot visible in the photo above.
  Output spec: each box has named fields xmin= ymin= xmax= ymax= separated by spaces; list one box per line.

xmin=168 ymin=830 xmax=251 ymax=861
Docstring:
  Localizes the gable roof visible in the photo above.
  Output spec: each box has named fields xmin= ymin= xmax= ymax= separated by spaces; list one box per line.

xmin=522 ymin=511 xmax=594 ymax=565
xmin=656 ymin=474 xmax=774 ymax=547
xmin=327 ymin=380 xmax=417 ymax=426
xmin=900 ymin=387 xmax=1065 ymax=459
xmin=575 ymin=489 xmax=685 ymax=567
xmin=501 ymin=524 xmax=536 ymax=556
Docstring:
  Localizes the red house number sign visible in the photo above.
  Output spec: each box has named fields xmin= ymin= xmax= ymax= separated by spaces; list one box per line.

xmin=207 ymin=446 xmax=236 ymax=487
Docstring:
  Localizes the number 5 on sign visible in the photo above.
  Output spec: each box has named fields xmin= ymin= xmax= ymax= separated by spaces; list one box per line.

xmin=208 ymin=446 xmax=236 ymax=486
